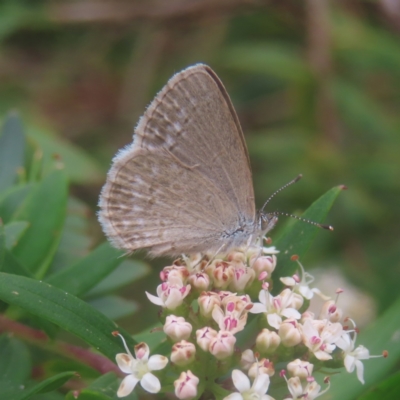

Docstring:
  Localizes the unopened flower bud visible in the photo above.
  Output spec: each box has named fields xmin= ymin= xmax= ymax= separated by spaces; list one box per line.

xmin=240 ymin=349 xmax=256 ymax=370
xmin=209 ymin=331 xmax=236 ymax=360
xmin=187 ymin=273 xmax=210 ymax=291
xmin=196 ymin=327 xmax=217 ymax=352
xmin=279 ymin=319 xmax=302 ymax=347
xmin=198 ymin=292 xmax=221 ymax=318
xmin=164 ymin=315 xmax=193 ymax=342
xmin=319 ymin=300 xmax=343 ymax=322
xmin=174 ymin=370 xmax=199 ymax=399
xmin=229 ymin=265 xmax=255 ymax=291
xmin=171 ymin=340 xmax=196 ymax=366
xmin=256 ymin=328 xmax=281 ymax=353
xmin=301 ymin=311 xmax=315 ymax=323
xmin=160 ymin=265 xmax=189 ymax=282
xmin=251 ymin=255 xmax=277 ymax=276
xmin=205 ymin=260 xmax=235 ymax=289
xmin=248 ymin=358 xmax=275 ymax=379
xmin=287 ymin=359 xmax=314 ymax=379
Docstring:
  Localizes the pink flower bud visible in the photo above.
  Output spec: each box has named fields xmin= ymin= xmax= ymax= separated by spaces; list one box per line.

xmin=198 ymin=292 xmax=221 ymax=318
xmin=229 ymin=265 xmax=255 ymax=291
xmin=287 ymin=359 xmax=314 ymax=379
xmin=205 ymin=260 xmax=235 ymax=289
xmin=248 ymin=358 xmax=275 ymax=379
xmin=163 ymin=315 xmax=193 ymax=342
xmin=279 ymin=319 xmax=302 ymax=347
xmin=171 ymin=340 xmax=196 ymax=366
xmin=174 ymin=370 xmax=199 ymax=399
xmin=187 ymin=273 xmax=210 ymax=291
xmin=160 ymin=265 xmax=189 ymax=282
xmin=256 ymin=329 xmax=281 ymax=353
xmin=196 ymin=327 xmax=217 ymax=352
xmin=209 ymin=331 xmax=236 ymax=360
xmin=319 ymin=300 xmax=343 ymax=322
xmin=251 ymin=255 xmax=277 ymax=276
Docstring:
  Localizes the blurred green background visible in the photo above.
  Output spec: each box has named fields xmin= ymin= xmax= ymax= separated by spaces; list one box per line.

xmin=0 ymin=0 xmax=399 ymax=331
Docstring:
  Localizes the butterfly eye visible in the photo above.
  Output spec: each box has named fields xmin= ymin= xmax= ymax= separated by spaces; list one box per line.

xmin=260 ymin=214 xmax=278 ymax=234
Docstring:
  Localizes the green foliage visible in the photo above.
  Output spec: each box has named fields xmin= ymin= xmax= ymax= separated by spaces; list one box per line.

xmin=0 ymin=113 xmax=150 ymax=397
xmin=0 ymin=2 xmax=399 ymax=397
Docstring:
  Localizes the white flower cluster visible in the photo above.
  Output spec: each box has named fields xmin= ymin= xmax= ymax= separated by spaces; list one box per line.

xmin=114 ymin=245 xmax=383 ymax=399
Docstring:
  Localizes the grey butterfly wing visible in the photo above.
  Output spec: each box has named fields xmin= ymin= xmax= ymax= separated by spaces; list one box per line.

xmin=99 ymin=64 xmax=256 ymax=256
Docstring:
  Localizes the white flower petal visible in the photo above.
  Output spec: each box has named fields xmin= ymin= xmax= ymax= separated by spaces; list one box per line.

xmin=148 ymin=354 xmax=168 ymax=370
xmin=267 ymin=313 xmax=282 ymax=330
xmin=252 ymin=373 xmax=270 ymax=394
xmin=232 ymin=369 xmax=251 ymax=393
xmin=146 ymin=291 xmax=164 ymax=306
xmin=355 ymin=359 xmax=365 ymax=384
xmin=258 ymin=290 xmax=267 ymax=304
xmin=141 ymin=372 xmax=161 ymax=393
xmin=249 ymin=303 xmax=265 ymax=314
xmin=223 ymin=394 xmax=244 ymax=400
xmin=344 ymin=354 xmax=356 ymax=372
xmin=115 ymin=353 xmax=133 ymax=374
xmin=117 ymin=374 xmax=139 ymax=397
xmin=280 ymin=277 xmax=296 ymax=286
xmin=281 ymin=308 xmax=301 ymax=320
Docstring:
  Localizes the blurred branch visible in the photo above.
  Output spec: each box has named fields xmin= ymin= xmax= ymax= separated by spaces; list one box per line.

xmin=0 ymin=314 xmax=121 ymax=375
xmin=306 ymin=0 xmax=341 ymax=144
xmin=48 ymin=0 xmax=263 ymax=24
xmin=379 ymin=0 xmax=400 ymax=33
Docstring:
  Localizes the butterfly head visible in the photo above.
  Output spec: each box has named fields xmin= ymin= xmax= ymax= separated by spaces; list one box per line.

xmin=258 ymin=212 xmax=278 ymax=236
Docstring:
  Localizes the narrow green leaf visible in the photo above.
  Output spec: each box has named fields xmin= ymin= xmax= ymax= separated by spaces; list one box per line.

xmin=0 ymin=335 xmax=31 ymax=384
xmin=51 ymin=197 xmax=93 ymax=272
xmin=12 ymin=170 xmax=68 ymax=276
xmin=46 ymin=242 xmax=124 ymax=296
xmin=0 ymin=183 xmax=35 ymax=224
xmin=4 ymin=221 xmax=29 ymax=249
xmin=359 ymin=371 xmax=400 ymax=400
xmin=0 ymin=273 xmax=135 ymax=360
xmin=87 ymin=259 xmax=150 ymax=298
xmin=14 ymin=371 xmax=76 ymax=400
xmin=0 ymin=221 xmax=4 ymax=270
xmin=0 ymin=112 xmax=25 ymax=192
xmin=28 ymin=126 xmax=103 ymax=185
xmin=89 ymin=295 xmax=138 ymax=320
xmin=2 ymin=249 xmax=32 ymax=276
xmin=273 ymin=186 xmax=344 ymax=291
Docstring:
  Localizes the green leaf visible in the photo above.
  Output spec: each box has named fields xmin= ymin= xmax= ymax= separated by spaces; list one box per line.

xmin=1 ymin=249 xmax=32 ymax=276
xmin=0 ymin=112 xmax=25 ymax=192
xmin=0 ymin=183 xmax=35 ymax=224
xmin=13 ymin=371 xmax=76 ymax=400
xmin=0 ymin=273 xmax=135 ymax=360
xmin=358 ymin=371 xmax=400 ymax=400
xmin=46 ymin=242 xmax=124 ymax=296
xmin=50 ymin=197 xmax=93 ymax=272
xmin=12 ymin=169 xmax=68 ymax=277
xmin=0 ymin=335 xmax=31 ymax=385
xmin=28 ymin=126 xmax=103 ymax=185
xmin=88 ymin=295 xmax=138 ymax=320
xmin=273 ymin=185 xmax=344 ymax=291
xmin=4 ymin=221 xmax=29 ymax=249
xmin=0 ymin=221 xmax=4 ymax=270
xmin=321 ymin=295 xmax=400 ymax=399
xmin=87 ymin=259 xmax=150 ymax=298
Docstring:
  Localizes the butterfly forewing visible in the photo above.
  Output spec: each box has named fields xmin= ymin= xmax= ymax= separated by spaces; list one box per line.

xmin=99 ymin=64 xmax=256 ymax=256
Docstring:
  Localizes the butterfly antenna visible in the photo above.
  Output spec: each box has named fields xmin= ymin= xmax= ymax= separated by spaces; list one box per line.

xmin=260 ymin=174 xmax=303 ymax=213
xmin=260 ymin=174 xmax=334 ymax=231
xmin=269 ymin=211 xmax=334 ymax=231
